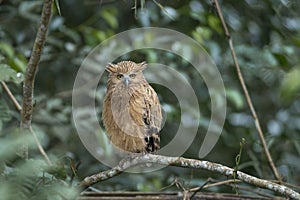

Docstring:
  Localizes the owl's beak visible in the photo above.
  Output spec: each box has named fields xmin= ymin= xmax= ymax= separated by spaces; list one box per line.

xmin=123 ymin=76 xmax=130 ymax=87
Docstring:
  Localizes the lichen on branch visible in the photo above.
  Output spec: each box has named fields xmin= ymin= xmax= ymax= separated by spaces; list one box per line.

xmin=78 ymin=154 xmax=300 ymax=199
xmin=20 ymin=0 xmax=53 ymax=161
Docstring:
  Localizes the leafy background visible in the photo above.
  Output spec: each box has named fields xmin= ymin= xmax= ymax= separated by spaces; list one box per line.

xmin=0 ymin=0 xmax=300 ymax=199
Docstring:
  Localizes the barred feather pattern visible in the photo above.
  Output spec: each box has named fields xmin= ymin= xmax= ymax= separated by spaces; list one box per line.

xmin=102 ymin=61 xmax=162 ymax=153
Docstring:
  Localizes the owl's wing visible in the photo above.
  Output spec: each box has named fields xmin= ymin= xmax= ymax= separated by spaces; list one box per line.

xmin=142 ymin=84 xmax=162 ymax=152
xmin=143 ymin=86 xmax=162 ymax=131
xmin=129 ymin=83 xmax=162 ymax=152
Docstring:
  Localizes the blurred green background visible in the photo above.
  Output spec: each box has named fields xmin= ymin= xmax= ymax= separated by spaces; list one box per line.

xmin=1 ymin=0 xmax=300 ymax=199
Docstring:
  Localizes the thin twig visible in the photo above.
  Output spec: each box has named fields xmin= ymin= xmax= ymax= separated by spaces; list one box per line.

xmin=20 ymin=0 xmax=53 ymax=160
xmin=29 ymin=126 xmax=52 ymax=165
xmin=189 ymin=181 xmax=209 ymax=199
xmin=0 ymin=81 xmax=52 ymax=165
xmin=1 ymin=81 xmax=22 ymax=112
xmin=213 ymin=0 xmax=282 ymax=183
xmin=132 ymin=0 xmax=137 ymax=18
xmin=227 ymin=184 xmax=281 ymax=199
xmin=152 ymin=0 xmax=175 ymax=20
xmin=189 ymin=179 xmax=241 ymax=192
xmin=191 ymin=178 xmax=278 ymax=199
xmin=78 ymin=154 xmax=300 ymax=199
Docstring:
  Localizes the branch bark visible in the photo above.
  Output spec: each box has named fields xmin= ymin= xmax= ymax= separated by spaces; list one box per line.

xmin=212 ymin=0 xmax=282 ymax=183
xmin=78 ymin=154 xmax=300 ymax=199
xmin=20 ymin=0 xmax=53 ymax=160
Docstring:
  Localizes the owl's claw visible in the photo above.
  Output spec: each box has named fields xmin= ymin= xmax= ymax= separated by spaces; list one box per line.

xmin=144 ymin=133 xmax=160 ymax=153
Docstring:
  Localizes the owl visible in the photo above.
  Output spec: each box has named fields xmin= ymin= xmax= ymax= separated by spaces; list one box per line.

xmin=102 ymin=61 xmax=162 ymax=153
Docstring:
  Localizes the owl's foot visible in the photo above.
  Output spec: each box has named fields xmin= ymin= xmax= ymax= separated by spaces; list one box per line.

xmin=144 ymin=133 xmax=160 ymax=153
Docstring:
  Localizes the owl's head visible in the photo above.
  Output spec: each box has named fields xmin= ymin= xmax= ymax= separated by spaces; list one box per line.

xmin=105 ymin=61 xmax=147 ymax=87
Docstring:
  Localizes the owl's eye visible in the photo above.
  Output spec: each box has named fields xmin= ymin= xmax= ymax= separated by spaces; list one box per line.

xmin=116 ymin=74 xmax=123 ymax=79
xmin=129 ymin=74 xmax=136 ymax=79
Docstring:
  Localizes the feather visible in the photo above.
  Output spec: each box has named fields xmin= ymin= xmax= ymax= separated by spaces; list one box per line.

xmin=102 ymin=61 xmax=162 ymax=153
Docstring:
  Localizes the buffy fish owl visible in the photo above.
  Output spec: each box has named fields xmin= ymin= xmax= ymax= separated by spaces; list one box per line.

xmin=102 ymin=61 xmax=162 ymax=153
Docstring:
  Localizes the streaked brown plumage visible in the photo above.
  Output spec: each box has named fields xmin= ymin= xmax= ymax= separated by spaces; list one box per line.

xmin=102 ymin=61 xmax=162 ymax=153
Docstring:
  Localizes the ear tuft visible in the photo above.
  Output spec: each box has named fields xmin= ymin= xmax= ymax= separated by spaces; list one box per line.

xmin=106 ymin=63 xmax=117 ymax=73
xmin=138 ymin=61 xmax=147 ymax=71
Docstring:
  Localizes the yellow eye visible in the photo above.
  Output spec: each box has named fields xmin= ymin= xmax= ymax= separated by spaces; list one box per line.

xmin=129 ymin=74 xmax=136 ymax=78
xmin=116 ymin=74 xmax=123 ymax=79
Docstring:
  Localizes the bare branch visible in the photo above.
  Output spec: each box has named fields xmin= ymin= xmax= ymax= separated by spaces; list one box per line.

xmin=20 ymin=0 xmax=53 ymax=159
xmin=212 ymin=0 xmax=282 ymax=183
xmin=1 ymin=81 xmax=51 ymax=164
xmin=1 ymin=81 xmax=22 ymax=112
xmin=189 ymin=179 xmax=241 ymax=192
xmin=29 ymin=126 xmax=52 ymax=165
xmin=78 ymin=154 xmax=300 ymax=199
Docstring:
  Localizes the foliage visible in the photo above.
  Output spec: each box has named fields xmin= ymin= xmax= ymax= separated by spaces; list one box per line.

xmin=0 ymin=0 xmax=300 ymax=198
xmin=0 ymin=133 xmax=78 ymax=200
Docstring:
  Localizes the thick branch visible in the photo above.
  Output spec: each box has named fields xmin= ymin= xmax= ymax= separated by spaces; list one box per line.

xmin=78 ymin=154 xmax=300 ymax=199
xmin=213 ymin=0 xmax=282 ymax=183
xmin=20 ymin=0 xmax=53 ymax=159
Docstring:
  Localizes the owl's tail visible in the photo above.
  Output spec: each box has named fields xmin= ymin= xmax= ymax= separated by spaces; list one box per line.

xmin=144 ymin=127 xmax=160 ymax=152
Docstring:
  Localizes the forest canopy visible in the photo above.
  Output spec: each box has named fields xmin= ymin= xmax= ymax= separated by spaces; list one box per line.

xmin=0 ymin=0 xmax=300 ymax=199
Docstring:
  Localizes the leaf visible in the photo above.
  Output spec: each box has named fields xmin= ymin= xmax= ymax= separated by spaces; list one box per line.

xmin=54 ymin=0 xmax=62 ymax=16
xmin=19 ymin=1 xmax=42 ymax=22
xmin=8 ymin=56 xmax=27 ymax=72
xmin=208 ymin=14 xmax=222 ymax=34
xmin=0 ymin=64 xmax=17 ymax=82
xmin=101 ymin=8 xmax=118 ymax=29
xmin=273 ymin=52 xmax=289 ymax=70
xmin=0 ymin=42 xmax=14 ymax=58
xmin=0 ymin=100 xmax=12 ymax=131
xmin=0 ymin=132 xmax=35 ymax=162
xmin=226 ymin=89 xmax=245 ymax=109
xmin=0 ymin=64 xmax=24 ymax=84
xmin=153 ymin=0 xmax=175 ymax=20
xmin=192 ymin=27 xmax=212 ymax=43
xmin=47 ymin=163 xmax=67 ymax=180
xmin=0 ymin=101 xmax=11 ymax=123
xmin=280 ymin=66 xmax=300 ymax=103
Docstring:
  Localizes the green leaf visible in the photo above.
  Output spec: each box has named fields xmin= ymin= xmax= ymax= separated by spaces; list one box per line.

xmin=54 ymin=0 xmax=62 ymax=16
xmin=47 ymin=163 xmax=67 ymax=180
xmin=0 ymin=42 xmax=27 ymax=73
xmin=0 ymin=132 xmax=35 ymax=162
xmin=0 ymin=100 xmax=12 ymax=131
xmin=101 ymin=8 xmax=118 ymax=29
xmin=0 ymin=101 xmax=11 ymax=123
xmin=0 ymin=42 xmax=14 ymax=59
xmin=192 ymin=26 xmax=212 ymax=43
xmin=0 ymin=64 xmax=17 ymax=82
xmin=8 ymin=56 xmax=27 ymax=72
xmin=273 ymin=52 xmax=289 ymax=71
xmin=0 ymin=64 xmax=24 ymax=84
xmin=280 ymin=67 xmax=300 ymax=103
xmin=226 ymin=89 xmax=245 ymax=109
xmin=208 ymin=14 xmax=222 ymax=34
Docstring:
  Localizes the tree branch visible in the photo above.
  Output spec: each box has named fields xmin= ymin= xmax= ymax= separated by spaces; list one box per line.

xmin=29 ymin=126 xmax=52 ymax=165
xmin=1 ymin=80 xmax=52 ymax=164
xmin=1 ymin=81 xmax=22 ymax=112
xmin=20 ymin=0 xmax=53 ymax=159
xmin=212 ymin=0 xmax=282 ymax=183
xmin=78 ymin=154 xmax=300 ymax=199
